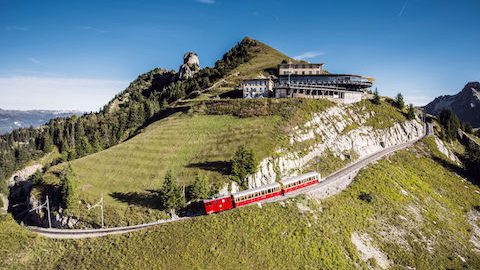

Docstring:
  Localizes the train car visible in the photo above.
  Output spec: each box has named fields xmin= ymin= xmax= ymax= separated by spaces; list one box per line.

xmin=280 ymin=171 xmax=320 ymax=194
xmin=232 ymin=182 xmax=282 ymax=207
xmin=203 ymin=196 xmax=234 ymax=215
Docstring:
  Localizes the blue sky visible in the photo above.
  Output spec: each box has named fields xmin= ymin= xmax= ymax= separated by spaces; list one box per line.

xmin=0 ymin=0 xmax=479 ymax=111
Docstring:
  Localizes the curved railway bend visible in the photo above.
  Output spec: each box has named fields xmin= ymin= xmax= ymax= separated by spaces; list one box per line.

xmin=26 ymin=122 xmax=432 ymax=239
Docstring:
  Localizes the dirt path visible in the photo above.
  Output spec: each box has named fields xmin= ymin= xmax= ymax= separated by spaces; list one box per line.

xmin=0 ymin=194 xmax=8 ymax=212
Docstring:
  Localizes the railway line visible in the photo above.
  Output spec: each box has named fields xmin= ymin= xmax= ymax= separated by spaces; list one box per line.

xmin=26 ymin=122 xmax=431 ymax=239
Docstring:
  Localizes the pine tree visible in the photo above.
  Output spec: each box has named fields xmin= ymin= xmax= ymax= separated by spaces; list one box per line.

xmin=395 ymin=93 xmax=405 ymax=110
xmin=231 ymin=145 xmax=258 ymax=189
xmin=60 ymin=164 xmax=77 ymax=210
xmin=190 ymin=174 xmax=209 ymax=200
xmin=372 ymin=88 xmax=380 ymax=105
xmin=406 ymin=104 xmax=416 ymax=120
xmin=160 ymin=170 xmax=183 ymax=212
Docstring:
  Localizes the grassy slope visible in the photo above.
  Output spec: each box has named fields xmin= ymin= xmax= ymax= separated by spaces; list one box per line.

xmin=42 ymin=112 xmax=282 ymax=225
xmin=41 ymin=99 xmax=334 ymax=226
xmin=1 ymin=140 xmax=479 ymax=269
xmin=193 ymin=38 xmax=300 ymax=99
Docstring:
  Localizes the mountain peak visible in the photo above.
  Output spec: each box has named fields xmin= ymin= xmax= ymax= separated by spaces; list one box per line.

xmin=424 ymin=81 xmax=480 ymax=127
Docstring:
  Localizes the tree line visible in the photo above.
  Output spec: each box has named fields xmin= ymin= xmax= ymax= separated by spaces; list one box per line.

xmin=0 ymin=38 xmax=261 ymax=196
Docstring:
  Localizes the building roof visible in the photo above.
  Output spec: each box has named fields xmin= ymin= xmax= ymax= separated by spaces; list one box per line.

xmin=280 ymin=171 xmax=320 ymax=186
xmin=242 ymin=78 xmax=272 ymax=82
xmin=279 ymin=63 xmax=324 ymax=68
xmin=232 ymin=182 xmax=281 ymax=198
xmin=278 ymin=73 xmax=370 ymax=78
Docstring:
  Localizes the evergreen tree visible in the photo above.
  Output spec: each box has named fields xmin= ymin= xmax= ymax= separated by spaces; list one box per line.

xmin=190 ymin=173 xmax=209 ymax=200
xmin=60 ymin=164 xmax=77 ymax=210
xmin=394 ymin=93 xmax=405 ymax=110
xmin=439 ymin=109 xmax=461 ymax=142
xmin=406 ymin=104 xmax=416 ymax=120
xmin=465 ymin=141 xmax=480 ymax=177
xmin=160 ymin=170 xmax=183 ymax=212
xmin=231 ymin=145 xmax=258 ymax=189
xmin=372 ymin=88 xmax=380 ymax=105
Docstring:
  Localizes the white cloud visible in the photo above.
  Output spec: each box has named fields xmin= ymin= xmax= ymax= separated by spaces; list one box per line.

xmin=0 ymin=76 xmax=128 ymax=111
xmin=398 ymin=0 xmax=409 ymax=17
xmin=293 ymin=51 xmax=325 ymax=60
xmin=77 ymin=26 xmax=108 ymax=33
xmin=4 ymin=26 xmax=29 ymax=31
xmin=27 ymin=57 xmax=41 ymax=64
xmin=195 ymin=0 xmax=215 ymax=4
xmin=405 ymin=95 xmax=433 ymax=106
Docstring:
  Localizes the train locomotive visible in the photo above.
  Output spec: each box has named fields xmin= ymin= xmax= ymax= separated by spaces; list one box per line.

xmin=203 ymin=171 xmax=320 ymax=215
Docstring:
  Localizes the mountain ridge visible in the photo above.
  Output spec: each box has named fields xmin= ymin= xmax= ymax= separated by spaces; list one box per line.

xmin=424 ymin=81 xmax=480 ymax=127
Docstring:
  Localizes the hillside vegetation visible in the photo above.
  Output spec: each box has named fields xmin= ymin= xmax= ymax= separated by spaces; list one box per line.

xmin=0 ymin=37 xmax=277 ymax=198
xmin=1 ymin=140 xmax=479 ymax=269
xmin=37 ymin=99 xmax=333 ymax=226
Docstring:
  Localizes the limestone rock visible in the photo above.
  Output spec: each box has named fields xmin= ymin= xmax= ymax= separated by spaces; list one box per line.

xmin=178 ymin=52 xmax=200 ymax=80
xmin=246 ymin=104 xmax=425 ymax=188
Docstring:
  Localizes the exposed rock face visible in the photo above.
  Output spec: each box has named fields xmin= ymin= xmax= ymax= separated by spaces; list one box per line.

xmin=434 ymin=136 xmax=459 ymax=163
xmin=245 ymin=105 xmax=425 ymax=189
xmin=424 ymin=82 xmax=480 ymax=127
xmin=178 ymin=52 xmax=200 ymax=80
xmin=8 ymin=163 xmax=42 ymax=187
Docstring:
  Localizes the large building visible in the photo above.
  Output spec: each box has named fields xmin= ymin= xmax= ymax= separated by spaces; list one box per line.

xmin=241 ymin=78 xmax=274 ymax=98
xmin=278 ymin=63 xmax=323 ymax=76
xmin=275 ymin=73 xmax=373 ymax=103
xmin=240 ymin=62 xmax=374 ymax=104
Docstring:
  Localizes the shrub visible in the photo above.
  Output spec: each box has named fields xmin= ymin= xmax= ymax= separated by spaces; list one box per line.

xmin=358 ymin=192 xmax=373 ymax=203
xmin=30 ymin=170 xmax=44 ymax=185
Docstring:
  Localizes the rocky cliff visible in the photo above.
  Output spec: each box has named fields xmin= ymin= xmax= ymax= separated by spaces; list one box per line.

xmin=424 ymin=82 xmax=480 ymax=127
xmin=245 ymin=104 xmax=424 ymax=189
xmin=178 ymin=52 xmax=200 ymax=80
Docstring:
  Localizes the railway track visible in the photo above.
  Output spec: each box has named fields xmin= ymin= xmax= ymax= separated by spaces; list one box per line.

xmin=26 ymin=122 xmax=431 ymax=239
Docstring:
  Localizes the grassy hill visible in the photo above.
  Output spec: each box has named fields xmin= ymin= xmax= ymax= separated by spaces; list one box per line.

xmin=1 ymin=139 xmax=479 ymax=269
xmin=189 ymin=37 xmax=302 ymax=100
xmin=39 ymin=99 xmax=333 ymax=225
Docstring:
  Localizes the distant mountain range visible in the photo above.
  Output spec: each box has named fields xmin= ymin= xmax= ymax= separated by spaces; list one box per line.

xmin=0 ymin=109 xmax=83 ymax=135
xmin=424 ymin=82 xmax=480 ymax=128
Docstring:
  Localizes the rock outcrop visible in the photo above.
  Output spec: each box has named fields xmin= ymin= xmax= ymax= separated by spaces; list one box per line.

xmin=424 ymin=82 xmax=480 ymax=127
xmin=245 ymin=104 xmax=425 ymax=189
xmin=178 ymin=52 xmax=200 ymax=80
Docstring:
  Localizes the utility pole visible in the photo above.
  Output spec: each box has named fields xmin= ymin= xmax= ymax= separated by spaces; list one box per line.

xmin=29 ymin=196 xmax=52 ymax=228
xmin=88 ymin=195 xmax=104 ymax=228
xmin=46 ymin=196 xmax=52 ymax=228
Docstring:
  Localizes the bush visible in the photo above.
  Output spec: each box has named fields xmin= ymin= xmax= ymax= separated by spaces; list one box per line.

xmin=30 ymin=170 xmax=44 ymax=185
xmin=358 ymin=192 xmax=373 ymax=203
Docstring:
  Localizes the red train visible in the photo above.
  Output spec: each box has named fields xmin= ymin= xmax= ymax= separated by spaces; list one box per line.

xmin=203 ymin=171 xmax=320 ymax=215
